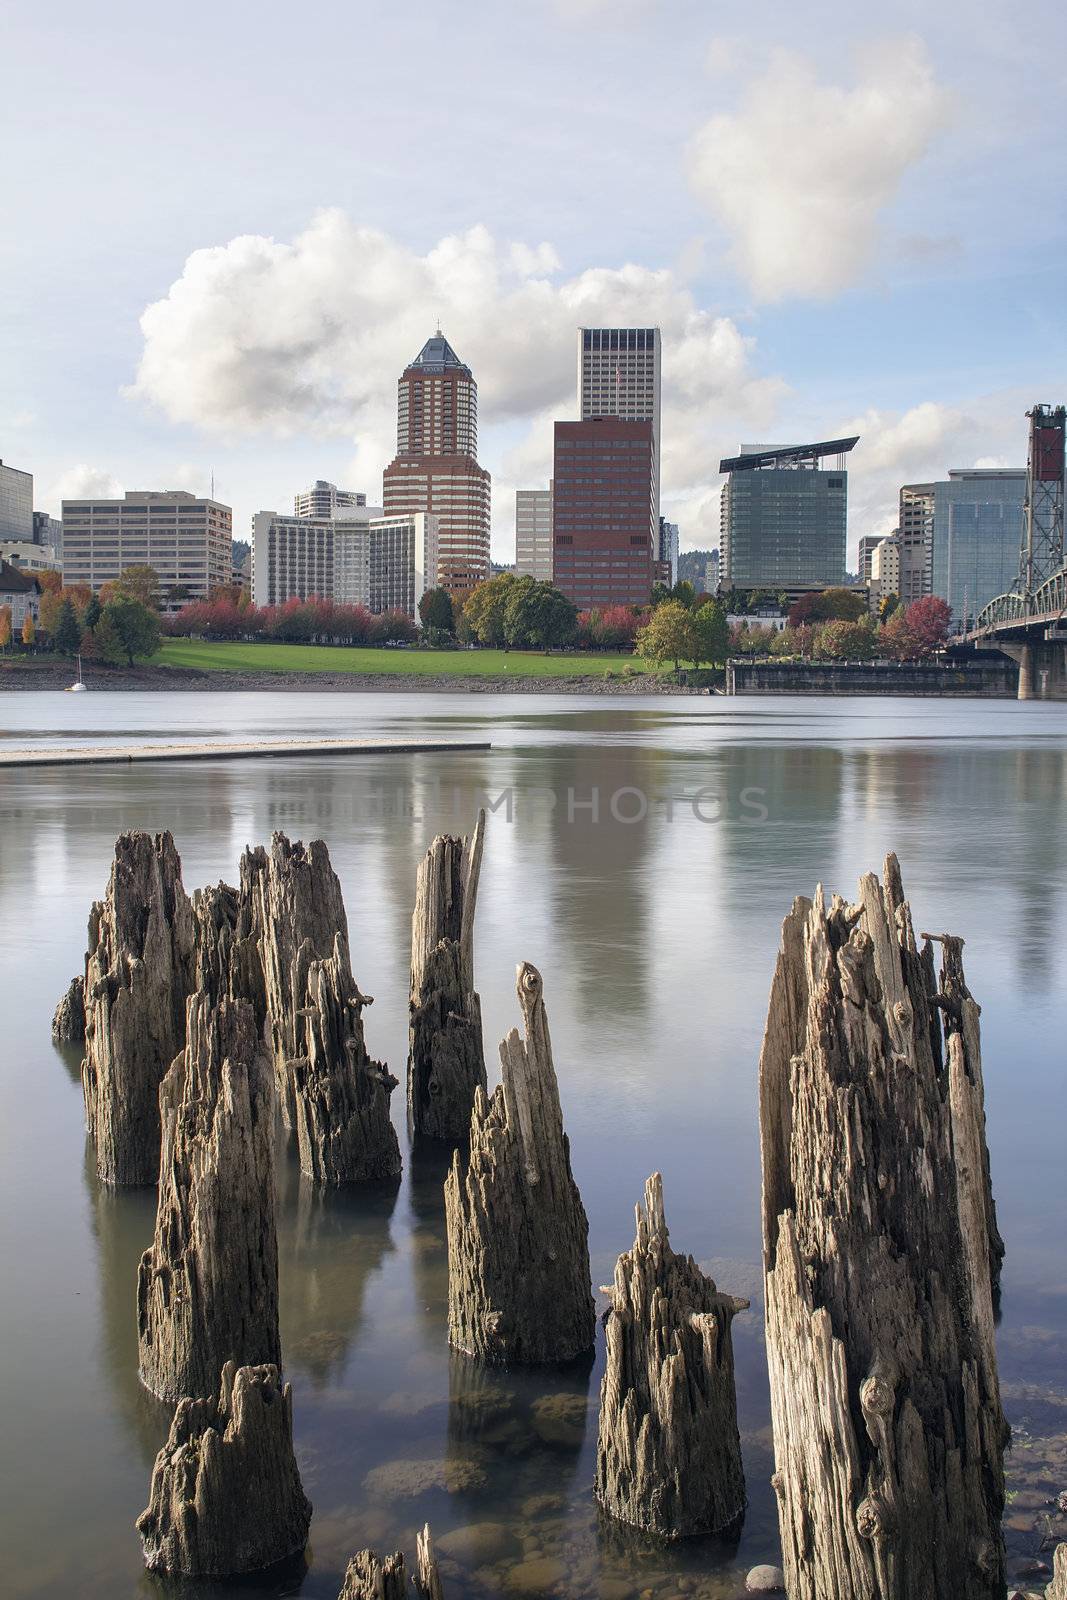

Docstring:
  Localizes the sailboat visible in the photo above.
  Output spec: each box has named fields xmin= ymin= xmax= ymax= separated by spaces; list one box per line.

xmin=67 ymin=653 xmax=87 ymax=692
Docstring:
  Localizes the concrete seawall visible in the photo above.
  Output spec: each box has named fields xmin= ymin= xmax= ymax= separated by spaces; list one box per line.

xmin=725 ymin=659 xmax=1018 ymax=697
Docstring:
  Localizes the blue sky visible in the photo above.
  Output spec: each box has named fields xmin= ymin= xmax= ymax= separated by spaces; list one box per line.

xmin=3 ymin=0 xmax=1065 ymax=562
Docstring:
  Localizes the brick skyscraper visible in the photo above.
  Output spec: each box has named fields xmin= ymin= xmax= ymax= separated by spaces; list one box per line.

xmin=551 ymin=417 xmax=655 ymax=608
xmin=382 ymin=332 xmax=491 ymax=599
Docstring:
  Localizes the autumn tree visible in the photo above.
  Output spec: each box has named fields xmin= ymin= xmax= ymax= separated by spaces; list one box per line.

xmin=636 ymin=600 xmax=694 ymax=670
xmin=53 ymin=598 xmax=82 ymax=656
xmin=112 ymin=565 xmax=162 ymax=610
xmin=21 ymin=613 xmax=37 ymax=647
xmin=789 ymin=587 xmax=867 ymax=627
xmin=418 ymin=586 xmax=455 ymax=636
xmin=905 ymin=595 xmax=952 ymax=654
xmin=0 ymin=605 xmax=11 ymax=650
xmin=814 ymin=618 xmax=877 ymax=660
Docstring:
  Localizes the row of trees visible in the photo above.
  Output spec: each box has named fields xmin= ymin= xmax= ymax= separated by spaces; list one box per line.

xmin=165 ymin=595 xmax=418 ymax=646
xmin=728 ymin=596 xmax=953 ymax=662
xmin=3 ymin=572 xmax=163 ymax=665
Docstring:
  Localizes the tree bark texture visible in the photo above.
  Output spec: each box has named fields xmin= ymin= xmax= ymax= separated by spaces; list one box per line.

xmin=445 ymin=961 xmax=595 ymax=1365
xmin=52 ymin=975 xmax=85 ymax=1045
xmin=137 ymin=1361 xmax=311 ymax=1578
xmin=759 ymin=854 xmax=1007 ymax=1600
xmin=136 ymin=994 xmax=280 ymax=1401
xmin=82 ymin=830 xmax=197 ymax=1185
xmin=408 ymin=810 xmax=486 ymax=1142
xmin=595 ymin=1171 xmax=748 ymax=1539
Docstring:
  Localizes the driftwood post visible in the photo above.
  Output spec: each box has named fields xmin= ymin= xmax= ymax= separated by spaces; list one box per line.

xmin=445 ymin=961 xmax=595 ymax=1364
xmin=81 ymin=830 xmax=197 ymax=1185
xmin=242 ymin=833 xmax=401 ymax=1182
xmin=408 ymin=811 xmax=487 ymax=1141
xmin=51 ymin=976 xmax=85 ymax=1045
xmin=137 ymin=1361 xmax=311 ymax=1578
xmin=759 ymin=855 xmax=1007 ymax=1600
xmin=136 ymin=994 xmax=280 ymax=1401
xmin=595 ymin=1172 xmax=748 ymax=1538
xmin=338 ymin=1526 xmax=444 ymax=1599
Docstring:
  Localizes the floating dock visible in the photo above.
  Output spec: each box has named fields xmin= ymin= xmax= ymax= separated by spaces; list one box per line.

xmin=0 ymin=737 xmax=492 ymax=769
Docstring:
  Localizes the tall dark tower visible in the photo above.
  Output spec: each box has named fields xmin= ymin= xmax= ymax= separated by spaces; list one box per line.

xmin=1021 ymin=403 xmax=1066 ymax=595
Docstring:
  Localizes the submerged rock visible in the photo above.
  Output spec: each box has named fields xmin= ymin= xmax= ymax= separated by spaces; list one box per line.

xmin=595 ymin=1172 xmax=748 ymax=1539
xmin=408 ymin=812 xmax=487 ymax=1142
xmin=445 ymin=961 xmax=594 ymax=1365
xmin=82 ymin=830 xmax=197 ymax=1185
xmin=137 ymin=1361 xmax=311 ymax=1578
xmin=136 ymin=993 xmax=280 ymax=1401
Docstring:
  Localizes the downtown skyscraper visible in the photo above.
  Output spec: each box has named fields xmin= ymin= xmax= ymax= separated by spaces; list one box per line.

xmin=578 ymin=327 xmax=662 ymax=514
xmin=382 ymin=332 xmax=491 ymax=599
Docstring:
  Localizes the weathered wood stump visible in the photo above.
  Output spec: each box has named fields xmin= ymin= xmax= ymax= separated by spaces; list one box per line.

xmin=595 ymin=1172 xmax=748 ymax=1539
xmin=52 ymin=975 xmax=85 ymax=1044
xmin=82 ymin=830 xmax=197 ymax=1185
xmin=136 ymin=994 xmax=280 ymax=1401
xmin=445 ymin=961 xmax=595 ymax=1365
xmin=241 ymin=832 xmax=400 ymax=1180
xmin=289 ymin=932 xmax=401 ymax=1183
xmin=1047 ymin=1544 xmax=1067 ymax=1600
xmin=759 ymin=855 xmax=1007 ymax=1600
xmin=408 ymin=811 xmax=487 ymax=1142
xmin=137 ymin=1360 xmax=311 ymax=1577
xmin=192 ymin=879 xmax=267 ymax=1015
xmin=338 ymin=1526 xmax=444 ymax=1599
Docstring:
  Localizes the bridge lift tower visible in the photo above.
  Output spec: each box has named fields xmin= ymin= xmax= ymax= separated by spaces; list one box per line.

xmin=1020 ymin=403 xmax=1066 ymax=596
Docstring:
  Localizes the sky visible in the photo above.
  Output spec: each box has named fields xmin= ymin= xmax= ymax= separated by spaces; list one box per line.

xmin=3 ymin=0 xmax=1066 ymax=565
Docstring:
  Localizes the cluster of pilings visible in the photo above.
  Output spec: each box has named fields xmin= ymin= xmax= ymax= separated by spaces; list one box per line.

xmin=53 ymin=826 xmax=1064 ymax=1596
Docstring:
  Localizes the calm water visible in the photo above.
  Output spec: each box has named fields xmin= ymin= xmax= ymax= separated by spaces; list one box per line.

xmin=1 ymin=692 xmax=1065 ymax=1599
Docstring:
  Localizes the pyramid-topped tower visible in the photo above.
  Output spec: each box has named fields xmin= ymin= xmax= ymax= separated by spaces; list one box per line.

xmin=383 ymin=330 xmax=490 ymax=599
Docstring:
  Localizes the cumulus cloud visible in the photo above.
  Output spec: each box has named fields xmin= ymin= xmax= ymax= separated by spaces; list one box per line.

xmin=688 ymin=37 xmax=953 ymax=300
xmin=129 ymin=210 xmax=787 ymax=549
xmin=44 ymin=464 xmax=125 ymax=512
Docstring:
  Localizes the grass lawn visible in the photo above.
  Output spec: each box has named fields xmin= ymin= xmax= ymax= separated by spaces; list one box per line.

xmin=158 ymin=639 xmax=653 ymax=679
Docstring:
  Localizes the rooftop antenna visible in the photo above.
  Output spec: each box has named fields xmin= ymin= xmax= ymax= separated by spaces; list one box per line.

xmin=210 ymin=468 xmax=215 ymax=499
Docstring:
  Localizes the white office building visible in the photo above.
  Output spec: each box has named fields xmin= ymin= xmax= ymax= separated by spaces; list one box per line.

xmin=294 ymin=480 xmax=367 ymax=519
xmin=251 ymin=509 xmax=437 ymax=617
xmin=515 ymin=488 xmax=553 ymax=581
xmin=61 ymin=490 xmax=232 ymax=601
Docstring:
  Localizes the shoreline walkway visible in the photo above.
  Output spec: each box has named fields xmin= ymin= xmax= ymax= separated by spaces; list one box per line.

xmin=0 ymin=737 xmax=492 ymax=769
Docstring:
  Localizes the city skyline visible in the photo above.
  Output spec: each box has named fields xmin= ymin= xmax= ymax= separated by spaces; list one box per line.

xmin=4 ymin=1 xmax=1066 ymax=567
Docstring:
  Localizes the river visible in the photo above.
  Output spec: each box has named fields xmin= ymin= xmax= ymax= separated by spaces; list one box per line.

xmin=1 ymin=691 xmax=1065 ymax=1597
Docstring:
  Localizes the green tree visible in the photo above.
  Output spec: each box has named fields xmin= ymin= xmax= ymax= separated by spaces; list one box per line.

xmin=669 ymin=579 xmax=696 ymax=608
xmin=502 ymin=576 xmax=578 ymax=649
xmin=463 ymin=573 xmax=517 ymax=647
xmin=92 ymin=610 xmax=126 ymax=666
xmin=53 ymin=598 xmax=82 ymax=656
xmin=688 ymin=599 xmax=728 ymax=665
xmin=113 ymin=565 xmax=162 ymax=610
xmin=815 ymin=618 xmax=877 ymax=660
xmin=82 ymin=594 xmax=102 ymax=630
xmin=418 ymin=586 xmax=455 ymax=636
xmin=636 ymin=600 xmax=694 ymax=671
xmin=105 ymin=597 xmax=161 ymax=665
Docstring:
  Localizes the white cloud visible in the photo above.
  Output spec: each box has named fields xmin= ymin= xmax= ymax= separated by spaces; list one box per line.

xmin=43 ymin=464 xmax=124 ymax=513
xmin=688 ymin=37 xmax=953 ymax=301
xmin=129 ymin=210 xmax=787 ymax=554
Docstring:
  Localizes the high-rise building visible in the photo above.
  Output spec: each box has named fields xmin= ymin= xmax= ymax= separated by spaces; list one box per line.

xmin=897 ymin=483 xmax=938 ymax=603
xmin=0 ymin=459 xmax=34 ymax=542
xmin=578 ymin=327 xmax=662 ymax=513
xmin=718 ymin=437 xmax=856 ymax=592
xmin=515 ymin=489 xmax=553 ymax=581
xmin=927 ymin=469 xmax=1026 ymax=631
xmin=61 ymin=491 xmax=232 ymax=601
xmin=552 ymin=417 xmax=655 ymax=609
xmin=294 ymin=480 xmax=366 ymax=519
xmin=858 ymin=534 xmax=883 ymax=585
xmin=869 ymin=533 xmax=902 ymax=612
xmin=656 ymin=517 xmax=679 ymax=587
xmin=382 ymin=332 xmax=491 ymax=600
xmin=251 ymin=508 xmax=436 ymax=618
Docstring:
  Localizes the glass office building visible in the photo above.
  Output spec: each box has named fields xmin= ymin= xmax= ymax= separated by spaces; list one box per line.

xmin=0 ymin=460 xmax=34 ymax=542
xmin=720 ymin=465 xmax=848 ymax=589
xmin=929 ymin=470 xmax=1026 ymax=630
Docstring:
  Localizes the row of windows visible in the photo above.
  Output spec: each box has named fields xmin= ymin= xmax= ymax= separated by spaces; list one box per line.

xmin=582 ymin=329 xmax=657 ymax=351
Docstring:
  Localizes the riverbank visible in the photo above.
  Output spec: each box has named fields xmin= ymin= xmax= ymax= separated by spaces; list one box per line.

xmin=0 ymin=659 xmax=707 ymax=694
